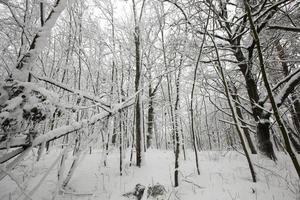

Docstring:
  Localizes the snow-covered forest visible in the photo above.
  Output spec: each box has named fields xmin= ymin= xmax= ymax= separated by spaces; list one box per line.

xmin=0 ymin=0 xmax=300 ymax=199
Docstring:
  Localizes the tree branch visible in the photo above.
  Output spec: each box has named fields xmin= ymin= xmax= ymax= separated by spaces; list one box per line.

xmin=268 ymin=25 xmax=300 ymax=32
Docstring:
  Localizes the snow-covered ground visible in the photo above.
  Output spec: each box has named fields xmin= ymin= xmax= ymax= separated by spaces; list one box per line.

xmin=0 ymin=148 xmax=299 ymax=200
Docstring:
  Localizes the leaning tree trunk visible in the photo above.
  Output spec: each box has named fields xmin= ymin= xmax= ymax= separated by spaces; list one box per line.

xmin=231 ymin=85 xmax=257 ymax=154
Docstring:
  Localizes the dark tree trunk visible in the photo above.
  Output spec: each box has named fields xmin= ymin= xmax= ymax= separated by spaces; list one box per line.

xmin=147 ymin=88 xmax=154 ymax=148
xmin=231 ymin=42 xmax=276 ymax=159
xmin=133 ymin=0 xmax=142 ymax=166
xmin=174 ymin=69 xmax=181 ymax=187
xmin=256 ymin=117 xmax=277 ymax=160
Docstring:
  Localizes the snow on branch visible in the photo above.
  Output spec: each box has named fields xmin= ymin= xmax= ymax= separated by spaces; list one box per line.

xmin=0 ymin=73 xmax=137 ymax=152
xmin=275 ymin=70 xmax=300 ymax=108
xmin=15 ymin=0 xmax=69 ymax=74
xmin=268 ymin=25 xmax=300 ymax=32
xmin=32 ymin=98 xmax=135 ymax=147
xmin=261 ymin=68 xmax=300 ymax=104
xmin=32 ymin=122 xmax=83 ymax=146
xmin=34 ymin=75 xmax=111 ymax=112
xmin=271 ymin=68 xmax=300 ymax=92
xmin=0 ymin=137 xmax=27 ymax=150
xmin=0 ymin=148 xmax=24 ymax=163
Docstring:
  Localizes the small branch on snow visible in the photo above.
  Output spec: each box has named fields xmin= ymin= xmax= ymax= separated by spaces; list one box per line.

xmin=182 ymin=179 xmax=205 ymax=189
xmin=60 ymin=190 xmax=93 ymax=196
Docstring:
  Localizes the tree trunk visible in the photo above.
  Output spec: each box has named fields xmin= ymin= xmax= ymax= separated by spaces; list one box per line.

xmin=174 ymin=68 xmax=181 ymax=187
xmin=231 ymin=85 xmax=257 ymax=154
xmin=232 ymin=43 xmax=276 ymax=159
xmin=147 ymin=89 xmax=154 ymax=148
xmin=208 ymin=31 xmax=256 ymax=182
xmin=132 ymin=0 xmax=143 ymax=167
xmin=245 ymin=0 xmax=300 ymax=178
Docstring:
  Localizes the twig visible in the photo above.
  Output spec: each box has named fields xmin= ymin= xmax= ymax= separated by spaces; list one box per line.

xmin=182 ymin=179 xmax=205 ymax=189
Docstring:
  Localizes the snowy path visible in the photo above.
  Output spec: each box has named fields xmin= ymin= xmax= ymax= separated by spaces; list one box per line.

xmin=0 ymin=149 xmax=299 ymax=200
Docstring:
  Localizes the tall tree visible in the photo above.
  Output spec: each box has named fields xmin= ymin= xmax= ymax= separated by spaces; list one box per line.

xmin=132 ymin=0 xmax=146 ymax=167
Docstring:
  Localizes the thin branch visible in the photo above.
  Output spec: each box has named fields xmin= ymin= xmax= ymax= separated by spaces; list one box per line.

xmin=268 ymin=25 xmax=300 ymax=32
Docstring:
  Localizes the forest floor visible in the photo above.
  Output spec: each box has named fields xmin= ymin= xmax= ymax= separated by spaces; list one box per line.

xmin=0 ymin=148 xmax=299 ymax=200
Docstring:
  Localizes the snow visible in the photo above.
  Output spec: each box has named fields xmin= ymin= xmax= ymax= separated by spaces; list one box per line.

xmin=35 ymin=76 xmax=111 ymax=112
xmin=27 ymin=95 xmax=131 ymax=148
xmin=2 ymin=96 xmax=23 ymax=111
xmin=15 ymin=0 xmax=70 ymax=80
xmin=0 ymin=136 xmax=27 ymax=150
xmin=32 ymin=122 xmax=82 ymax=146
xmin=0 ymin=149 xmax=298 ymax=200
xmin=257 ymin=118 xmax=270 ymax=125
xmin=275 ymin=70 xmax=300 ymax=108
xmin=30 ymin=111 xmax=107 ymax=147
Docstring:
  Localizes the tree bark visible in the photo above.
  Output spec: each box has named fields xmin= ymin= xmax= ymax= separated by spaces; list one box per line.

xmin=245 ymin=0 xmax=300 ymax=178
xmin=132 ymin=0 xmax=143 ymax=167
xmin=231 ymin=85 xmax=257 ymax=154
xmin=174 ymin=67 xmax=181 ymax=187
